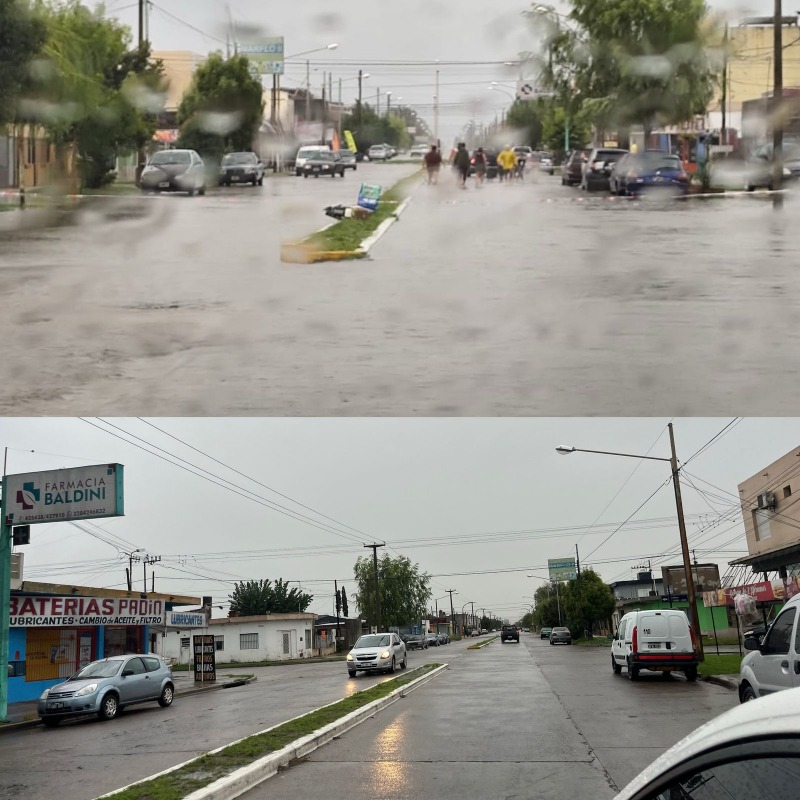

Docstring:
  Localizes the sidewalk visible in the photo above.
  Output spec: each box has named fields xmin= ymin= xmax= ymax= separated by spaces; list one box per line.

xmin=0 ymin=668 xmax=253 ymax=733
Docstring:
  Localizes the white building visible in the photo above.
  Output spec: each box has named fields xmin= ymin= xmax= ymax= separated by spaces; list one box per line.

xmin=162 ymin=613 xmax=317 ymax=665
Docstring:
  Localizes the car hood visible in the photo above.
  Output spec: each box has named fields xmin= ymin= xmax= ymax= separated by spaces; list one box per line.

xmin=146 ymin=163 xmax=190 ymax=177
xmin=49 ymin=676 xmax=105 ymax=693
xmin=349 ymin=645 xmax=391 ymax=656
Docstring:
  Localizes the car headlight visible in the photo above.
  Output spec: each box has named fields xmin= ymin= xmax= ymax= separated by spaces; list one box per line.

xmin=40 ymin=688 xmax=50 ymax=700
xmin=74 ymin=683 xmax=98 ymax=697
xmin=245 ymin=167 xmax=255 ymax=173
xmin=346 ymin=654 xmax=353 ymax=661
xmin=143 ymin=166 xmax=156 ymax=174
xmin=380 ymin=650 xmax=390 ymax=659
xmin=783 ymin=167 xmax=792 ymax=177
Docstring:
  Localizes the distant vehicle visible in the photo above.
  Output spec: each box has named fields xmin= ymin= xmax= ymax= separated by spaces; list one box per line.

xmin=294 ymin=145 xmax=331 ymax=175
xmin=534 ymin=151 xmax=555 ymax=175
xmin=425 ymin=632 xmax=440 ymax=647
xmin=501 ymin=625 xmax=520 ymax=643
xmin=469 ymin=147 xmax=499 ymax=179
xmin=561 ymin=149 xmax=590 ymax=186
xmin=405 ymin=634 xmax=427 ymax=651
xmin=470 ymin=629 xmax=480 ymax=637
xmin=218 ymin=151 xmax=264 ymax=186
xmin=410 ymin=145 xmax=429 ymax=158
xmin=549 ymin=626 xmax=572 ymax=645
xmin=513 ymin=145 xmax=533 ymax=160
xmin=540 ymin=627 xmax=553 ymax=640
xmin=581 ymin=147 xmax=629 ymax=192
xmin=38 ymin=655 xmax=174 ymax=725
xmin=609 ymin=151 xmax=690 ymax=196
xmin=300 ymin=150 xmax=346 ymax=178
xmin=140 ymin=149 xmax=206 ymax=196
xmin=368 ymin=144 xmax=391 ymax=161
xmin=480 ymin=628 xmax=488 ymax=634
xmin=336 ymin=149 xmax=358 ymax=171
xmin=437 ymin=631 xmax=450 ymax=645
xmin=347 ymin=633 xmax=407 ymax=677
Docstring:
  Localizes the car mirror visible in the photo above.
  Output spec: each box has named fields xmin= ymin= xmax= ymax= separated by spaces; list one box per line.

xmin=743 ymin=636 xmax=762 ymax=652
xmin=122 ymin=668 xmax=134 ymax=677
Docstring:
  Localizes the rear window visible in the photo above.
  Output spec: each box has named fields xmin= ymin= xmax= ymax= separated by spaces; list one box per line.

xmin=595 ymin=150 xmax=626 ymax=161
xmin=639 ymin=153 xmax=682 ymax=170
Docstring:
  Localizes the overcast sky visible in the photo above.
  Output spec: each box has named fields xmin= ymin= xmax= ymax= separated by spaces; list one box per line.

xmin=4 ymin=417 xmax=798 ymax=622
xmin=95 ymin=0 xmax=775 ymax=142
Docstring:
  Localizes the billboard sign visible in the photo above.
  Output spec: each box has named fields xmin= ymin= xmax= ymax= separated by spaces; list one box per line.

xmin=166 ymin=610 xmax=207 ymax=628
xmin=357 ymin=183 xmax=382 ymax=211
xmin=661 ymin=564 xmax=720 ymax=596
xmin=240 ymin=37 xmax=284 ymax=75
xmin=548 ymin=558 xmax=577 ymax=581
xmin=9 ymin=595 xmax=164 ymax=627
xmin=3 ymin=464 xmax=124 ymax=525
xmin=194 ymin=634 xmax=217 ymax=682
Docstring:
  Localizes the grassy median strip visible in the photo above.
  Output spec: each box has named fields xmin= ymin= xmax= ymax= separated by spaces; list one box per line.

xmin=698 ymin=654 xmax=742 ymax=677
xmin=304 ymin=170 xmax=422 ymax=254
xmin=105 ymin=663 xmax=439 ymax=800
xmin=574 ymin=638 xmax=612 ymax=648
xmin=468 ymin=635 xmax=499 ymax=649
xmin=171 ymin=656 xmax=344 ymax=671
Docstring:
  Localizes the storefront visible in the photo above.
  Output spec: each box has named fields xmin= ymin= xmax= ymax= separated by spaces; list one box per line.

xmin=8 ymin=582 xmax=200 ymax=703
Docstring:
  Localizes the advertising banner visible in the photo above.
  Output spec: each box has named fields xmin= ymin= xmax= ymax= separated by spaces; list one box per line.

xmin=240 ymin=37 xmax=284 ymax=75
xmin=193 ymin=634 xmax=216 ymax=682
xmin=344 ymin=130 xmax=358 ymax=153
xmin=722 ymin=581 xmax=782 ymax=606
xmin=165 ymin=611 xmax=206 ymax=628
xmin=548 ymin=558 xmax=577 ymax=581
xmin=10 ymin=595 xmax=164 ymax=627
xmin=4 ymin=463 xmax=124 ymax=525
xmin=357 ymin=183 xmax=382 ymax=211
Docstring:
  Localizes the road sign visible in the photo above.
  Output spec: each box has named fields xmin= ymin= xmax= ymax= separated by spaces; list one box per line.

xmin=241 ymin=37 xmax=284 ymax=77
xmin=516 ymin=82 xmax=555 ymax=101
xmin=548 ymin=558 xmax=577 ymax=581
xmin=709 ymin=144 xmax=734 ymax=154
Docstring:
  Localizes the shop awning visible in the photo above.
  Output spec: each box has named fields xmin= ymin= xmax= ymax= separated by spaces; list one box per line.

xmin=730 ymin=541 xmax=800 ymax=573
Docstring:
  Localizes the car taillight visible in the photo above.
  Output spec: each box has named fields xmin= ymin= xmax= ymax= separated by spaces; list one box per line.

xmin=627 ymin=172 xmax=638 ymax=179
xmin=592 ymin=162 xmax=601 ymax=171
xmin=632 ymin=625 xmax=638 ymax=653
xmin=678 ymin=172 xmax=688 ymax=181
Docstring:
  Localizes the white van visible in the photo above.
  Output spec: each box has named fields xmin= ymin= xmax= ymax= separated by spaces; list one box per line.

xmin=739 ymin=593 xmax=800 ymax=702
xmin=294 ymin=145 xmax=330 ymax=175
xmin=611 ymin=609 xmax=698 ymax=681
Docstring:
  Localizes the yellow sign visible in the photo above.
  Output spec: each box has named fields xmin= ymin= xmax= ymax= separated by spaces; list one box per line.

xmin=344 ymin=130 xmax=358 ymax=153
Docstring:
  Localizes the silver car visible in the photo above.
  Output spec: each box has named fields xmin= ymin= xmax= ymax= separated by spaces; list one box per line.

xmin=37 ymin=654 xmax=174 ymax=726
xmin=550 ymin=626 xmax=573 ymax=645
xmin=346 ymin=633 xmax=407 ymax=676
xmin=141 ymin=149 xmax=206 ymax=195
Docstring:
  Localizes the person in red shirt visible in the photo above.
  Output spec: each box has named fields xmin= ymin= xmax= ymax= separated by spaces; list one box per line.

xmin=423 ymin=145 xmax=443 ymax=184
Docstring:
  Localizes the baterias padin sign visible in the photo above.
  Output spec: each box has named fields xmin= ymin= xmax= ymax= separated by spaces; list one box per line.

xmin=9 ymin=596 xmax=164 ymax=627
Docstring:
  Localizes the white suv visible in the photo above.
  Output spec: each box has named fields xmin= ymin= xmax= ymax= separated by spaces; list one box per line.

xmin=347 ymin=632 xmax=407 ymax=677
xmin=739 ymin=593 xmax=800 ymax=702
xmin=611 ymin=609 xmax=698 ymax=681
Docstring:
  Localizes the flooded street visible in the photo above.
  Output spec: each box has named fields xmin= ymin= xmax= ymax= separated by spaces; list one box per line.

xmin=2 ymin=169 xmax=797 ymax=415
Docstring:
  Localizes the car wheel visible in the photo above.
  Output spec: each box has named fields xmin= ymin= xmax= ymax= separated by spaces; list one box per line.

xmin=740 ymin=683 xmax=757 ymax=703
xmin=158 ymin=683 xmax=174 ymax=707
xmin=42 ymin=717 xmax=60 ymax=727
xmin=98 ymin=693 xmax=119 ymax=720
xmin=295 ymin=170 xmax=301 ymax=176
xmin=612 ymin=656 xmax=622 ymax=674
xmin=549 ymin=640 xmax=554 ymax=645
xmin=388 ymin=657 xmax=396 ymax=674
xmin=401 ymin=654 xmax=407 ymax=669
xmin=187 ymin=187 xmax=195 ymax=197
xmin=348 ymin=670 xmax=357 ymax=677
xmin=198 ymin=186 xmax=205 ymax=196
xmin=302 ymin=174 xmax=308 ymax=178
xmin=684 ymin=667 xmax=698 ymax=683
xmin=627 ymin=660 xmax=639 ymax=681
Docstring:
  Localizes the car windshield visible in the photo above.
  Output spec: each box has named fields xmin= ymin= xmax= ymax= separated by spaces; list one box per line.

xmin=315 ymin=152 xmax=334 ymax=161
xmin=149 ymin=151 xmax=191 ymax=165
xmin=355 ymin=635 xmax=390 ymax=647
xmin=70 ymin=660 xmax=122 ymax=680
xmin=222 ymin=153 xmax=255 ymax=164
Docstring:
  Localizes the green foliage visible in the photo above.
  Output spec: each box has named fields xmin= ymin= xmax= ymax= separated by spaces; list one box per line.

xmin=353 ymin=553 xmax=431 ymax=629
xmin=0 ymin=0 xmax=47 ymax=126
xmin=340 ymin=586 xmax=349 ymax=617
xmin=177 ymin=52 xmax=264 ymax=159
xmin=532 ymin=583 xmax=563 ymax=628
xmin=228 ymin=578 xmax=313 ymax=616
xmin=340 ymin=103 xmax=410 ymax=152
xmin=561 ymin=569 xmax=615 ymax=636
xmin=505 ymin=100 xmax=544 ymax=147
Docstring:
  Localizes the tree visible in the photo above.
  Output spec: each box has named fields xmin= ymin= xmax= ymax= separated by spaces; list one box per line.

xmin=228 ymin=578 xmax=313 ymax=616
xmin=177 ymin=52 xmax=264 ymax=160
xmin=505 ymin=99 xmax=545 ymax=148
xmin=339 ymin=103 xmax=408 ymax=152
xmin=0 ymin=0 xmax=46 ymax=126
xmin=561 ymin=569 xmax=615 ymax=637
xmin=532 ymin=584 xmax=562 ymax=629
xmin=340 ymin=586 xmax=349 ymax=617
xmin=353 ymin=553 xmax=431 ymax=630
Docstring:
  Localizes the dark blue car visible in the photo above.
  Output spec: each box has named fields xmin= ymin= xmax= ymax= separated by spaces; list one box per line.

xmin=609 ymin=151 xmax=689 ymax=196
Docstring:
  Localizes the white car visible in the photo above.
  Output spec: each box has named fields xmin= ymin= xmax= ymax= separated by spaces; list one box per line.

xmin=346 ymin=632 xmax=407 ymax=677
xmin=614 ymin=686 xmax=800 ymax=800
xmin=410 ymin=146 xmax=429 ymax=158
xmin=294 ymin=145 xmax=331 ymax=175
xmin=611 ymin=609 xmax=698 ymax=681
xmin=367 ymin=145 xmax=390 ymax=162
xmin=739 ymin=592 xmax=800 ymax=702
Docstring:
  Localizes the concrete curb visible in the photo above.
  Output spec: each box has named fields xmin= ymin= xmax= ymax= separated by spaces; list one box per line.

xmin=360 ymin=196 xmax=412 ymax=254
xmin=100 ymin=664 xmax=446 ymax=800
xmin=0 ymin=675 xmax=256 ymax=736
xmin=702 ymin=675 xmax=738 ymax=691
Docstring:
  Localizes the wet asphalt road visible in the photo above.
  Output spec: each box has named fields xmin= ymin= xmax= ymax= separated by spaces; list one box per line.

xmin=1 ymin=166 xmax=798 ymax=415
xmin=245 ymin=634 xmax=737 ymax=800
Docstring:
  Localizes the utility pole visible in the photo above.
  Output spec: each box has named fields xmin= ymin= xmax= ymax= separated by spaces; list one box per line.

xmin=357 ymin=69 xmax=363 ymax=131
xmin=721 ymin=24 xmax=728 ymax=146
xmin=668 ymin=422 xmax=704 ymax=660
xmin=446 ymin=589 xmax=456 ymax=637
xmin=127 ymin=549 xmax=144 ymax=591
xmin=321 ymin=73 xmax=326 ymax=145
xmin=338 ymin=78 xmax=343 ymax=136
xmin=470 ymin=601 xmax=475 ymax=630
xmin=135 ymin=0 xmax=146 ymax=187
xmin=575 ymin=544 xmax=581 ymax=578
xmin=306 ymin=59 xmax=311 ymax=123
xmin=772 ymin=0 xmax=784 ymax=203
xmin=363 ymin=543 xmax=385 ymax=632
xmin=334 ymin=579 xmax=341 ymax=651
xmin=434 ymin=68 xmax=440 ymax=148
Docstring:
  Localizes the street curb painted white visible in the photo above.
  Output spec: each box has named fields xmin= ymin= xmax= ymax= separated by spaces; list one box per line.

xmin=360 ymin=194 xmax=414 ymax=254
xmin=98 ymin=664 xmax=446 ymax=800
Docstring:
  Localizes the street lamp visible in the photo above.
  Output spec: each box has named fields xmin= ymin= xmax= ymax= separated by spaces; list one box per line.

xmin=489 ymin=84 xmax=516 ymax=100
xmin=461 ymin=601 xmax=474 ymax=636
xmin=554 ymin=423 xmax=703 ymax=659
xmin=528 ymin=574 xmax=562 ymax=626
xmin=287 ymin=44 xmax=339 ymax=123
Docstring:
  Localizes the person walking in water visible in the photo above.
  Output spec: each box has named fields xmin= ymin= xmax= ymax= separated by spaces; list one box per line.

xmin=472 ymin=147 xmax=487 ymax=186
xmin=453 ymin=142 xmax=471 ymax=188
xmin=423 ymin=144 xmax=442 ymax=184
xmin=497 ymin=145 xmax=518 ymax=182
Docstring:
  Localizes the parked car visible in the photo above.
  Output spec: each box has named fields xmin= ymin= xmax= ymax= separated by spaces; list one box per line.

xmin=437 ymin=632 xmax=450 ymax=645
xmin=613 ymin=685 xmax=800 ymax=800
xmin=347 ymin=632 xmax=407 ymax=677
xmin=550 ymin=626 xmax=573 ymax=645
xmin=501 ymin=624 xmax=520 ymax=643
xmin=470 ymin=629 xmax=480 ymax=637
xmin=140 ymin=149 xmax=206 ymax=195
xmin=218 ymin=151 xmax=264 ymax=186
xmin=368 ymin=144 xmax=391 ymax=161
xmin=611 ymin=609 xmax=698 ymax=681
xmin=739 ymin=592 xmax=800 ymax=702
xmin=294 ymin=145 xmax=330 ymax=175
xmin=561 ymin=149 xmax=591 ymax=185
xmin=540 ymin=627 xmax=553 ymax=640
xmin=405 ymin=634 xmax=427 ymax=650
xmin=410 ymin=145 xmax=429 ymax=158
xmin=337 ymin=149 xmax=358 ymax=171
xmin=742 ymin=143 xmax=800 ymax=190
xmin=38 ymin=655 xmax=174 ymax=726
xmin=533 ymin=150 xmax=555 ymax=175
xmin=581 ymin=147 xmax=629 ymax=191
xmin=425 ymin=632 xmax=440 ymax=647
xmin=609 ymin=151 xmax=689 ymax=196
xmin=300 ymin=151 xmax=345 ymax=178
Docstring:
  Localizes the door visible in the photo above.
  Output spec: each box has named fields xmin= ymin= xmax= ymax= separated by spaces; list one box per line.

xmin=118 ymin=657 xmax=151 ymax=703
xmin=78 ymin=633 xmax=94 ymax=670
xmin=280 ymin=631 xmax=297 ymax=659
xmin=612 ymin=619 xmax=628 ymax=665
xmin=754 ymin=607 xmax=796 ymax=695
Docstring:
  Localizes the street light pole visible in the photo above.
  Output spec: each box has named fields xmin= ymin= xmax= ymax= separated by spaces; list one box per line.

xmin=773 ymin=0 xmax=784 ymax=202
xmin=305 ymin=59 xmax=311 ymax=122
xmin=357 ymin=69 xmax=363 ymax=130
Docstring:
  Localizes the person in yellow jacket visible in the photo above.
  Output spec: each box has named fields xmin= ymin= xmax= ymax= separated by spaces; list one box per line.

xmin=496 ymin=145 xmax=518 ymax=182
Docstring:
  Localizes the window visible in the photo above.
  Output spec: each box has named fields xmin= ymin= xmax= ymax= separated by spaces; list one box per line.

xmin=180 ymin=638 xmax=190 ymax=649
xmin=618 ymin=620 xmax=627 ymax=639
xmin=763 ymin=607 xmax=796 ymax=655
xmin=304 ymin=629 xmax=311 ymax=647
xmin=240 ymin=633 xmax=258 ymax=650
xmin=784 ymin=485 xmax=792 ymax=498
xmin=214 ymin=635 xmax=224 ymax=651
xmin=124 ymin=657 xmax=147 ymax=675
xmin=753 ymin=509 xmax=772 ymax=541
xmin=143 ymin=656 xmax=162 ymax=672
